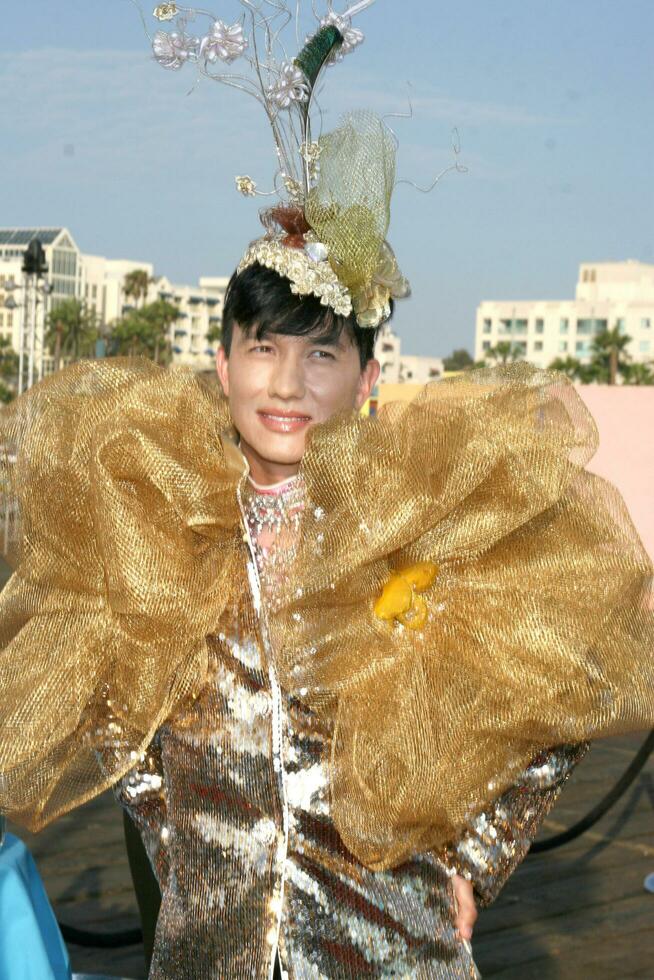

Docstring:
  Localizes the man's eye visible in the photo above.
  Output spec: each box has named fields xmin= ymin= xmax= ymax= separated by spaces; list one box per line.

xmin=251 ymin=345 xmax=273 ymax=353
xmin=311 ymin=350 xmax=335 ymax=360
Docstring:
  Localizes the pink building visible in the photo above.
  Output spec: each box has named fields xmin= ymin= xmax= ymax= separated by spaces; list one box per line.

xmin=378 ymin=380 xmax=654 ymax=564
xmin=576 ymin=384 xmax=654 ymax=563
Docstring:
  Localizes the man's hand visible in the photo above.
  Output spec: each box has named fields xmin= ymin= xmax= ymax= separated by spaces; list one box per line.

xmin=452 ymin=873 xmax=478 ymax=941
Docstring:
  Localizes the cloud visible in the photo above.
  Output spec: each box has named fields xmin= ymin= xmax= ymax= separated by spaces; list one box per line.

xmin=0 ymin=47 xmax=269 ymax=182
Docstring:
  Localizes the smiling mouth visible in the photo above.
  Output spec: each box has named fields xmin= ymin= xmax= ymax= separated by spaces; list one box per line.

xmin=258 ymin=412 xmax=312 ymax=421
xmin=257 ymin=410 xmax=313 ymax=432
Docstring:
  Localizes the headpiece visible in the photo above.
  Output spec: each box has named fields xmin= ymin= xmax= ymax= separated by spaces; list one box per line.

xmin=147 ymin=1 xmax=410 ymax=328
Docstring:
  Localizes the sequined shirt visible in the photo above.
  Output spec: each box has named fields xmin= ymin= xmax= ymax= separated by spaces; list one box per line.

xmin=116 ymin=472 xmax=589 ymax=979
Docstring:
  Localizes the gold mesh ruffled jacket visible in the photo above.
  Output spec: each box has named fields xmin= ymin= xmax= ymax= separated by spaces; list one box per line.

xmin=1 ymin=358 xmax=653 ymax=978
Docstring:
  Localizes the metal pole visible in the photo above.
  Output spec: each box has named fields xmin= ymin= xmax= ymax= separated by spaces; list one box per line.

xmin=17 ymin=272 xmax=27 ymax=395
xmin=28 ymin=277 xmax=37 ymax=391
xmin=35 ymin=283 xmax=47 ymax=383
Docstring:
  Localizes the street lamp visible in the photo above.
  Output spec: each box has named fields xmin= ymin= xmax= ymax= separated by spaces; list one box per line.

xmin=2 ymin=238 xmax=52 ymax=394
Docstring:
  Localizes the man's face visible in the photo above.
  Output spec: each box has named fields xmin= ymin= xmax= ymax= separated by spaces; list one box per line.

xmin=216 ymin=323 xmax=380 ymax=484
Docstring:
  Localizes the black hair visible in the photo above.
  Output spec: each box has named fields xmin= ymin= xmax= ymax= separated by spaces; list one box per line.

xmin=221 ymin=263 xmax=392 ymax=370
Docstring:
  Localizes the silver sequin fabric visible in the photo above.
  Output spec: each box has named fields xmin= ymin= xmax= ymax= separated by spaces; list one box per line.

xmin=115 ymin=474 xmax=588 ymax=978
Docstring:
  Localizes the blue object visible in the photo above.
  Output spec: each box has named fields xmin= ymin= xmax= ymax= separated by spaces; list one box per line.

xmin=0 ymin=833 xmax=71 ymax=979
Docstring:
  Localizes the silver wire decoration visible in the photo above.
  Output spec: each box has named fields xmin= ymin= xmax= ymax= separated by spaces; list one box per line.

xmin=140 ymin=1 xmax=375 ymax=200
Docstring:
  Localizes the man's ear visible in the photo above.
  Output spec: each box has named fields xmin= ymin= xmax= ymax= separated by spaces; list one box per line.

xmin=354 ymin=358 xmax=381 ymax=411
xmin=216 ymin=345 xmax=229 ymax=396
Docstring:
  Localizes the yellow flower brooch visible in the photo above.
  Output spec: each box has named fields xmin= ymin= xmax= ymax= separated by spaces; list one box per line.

xmin=373 ymin=561 xmax=439 ymax=630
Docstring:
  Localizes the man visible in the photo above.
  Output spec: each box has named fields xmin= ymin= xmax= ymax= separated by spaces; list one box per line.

xmin=108 ymin=262 xmax=587 ymax=978
xmin=1 ymin=4 xmax=652 ymax=976
xmin=1 ymin=260 xmax=649 ymax=979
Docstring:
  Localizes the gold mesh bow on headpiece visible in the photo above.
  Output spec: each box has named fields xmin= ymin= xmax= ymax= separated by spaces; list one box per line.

xmin=147 ymin=1 xmax=410 ymax=328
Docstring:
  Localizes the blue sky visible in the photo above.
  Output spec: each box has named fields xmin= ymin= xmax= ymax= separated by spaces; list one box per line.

xmin=2 ymin=1 xmax=652 ymax=356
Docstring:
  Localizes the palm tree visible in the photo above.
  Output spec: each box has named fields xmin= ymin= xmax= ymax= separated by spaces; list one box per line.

xmin=0 ymin=336 xmax=18 ymax=401
xmin=45 ymin=299 xmax=98 ymax=369
xmin=621 ymin=361 xmax=654 ymax=385
xmin=589 ymin=322 xmax=632 ymax=385
xmin=110 ymin=311 xmax=151 ymax=358
xmin=486 ymin=341 xmax=523 ymax=365
xmin=547 ymin=355 xmax=587 ymax=381
xmin=123 ymin=269 xmax=152 ymax=310
xmin=141 ymin=299 xmax=180 ymax=364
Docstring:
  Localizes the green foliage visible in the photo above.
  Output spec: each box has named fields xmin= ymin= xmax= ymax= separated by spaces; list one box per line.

xmin=0 ymin=382 xmax=14 ymax=403
xmin=588 ymin=323 xmax=632 ymax=385
xmin=485 ymin=341 xmax=525 ymax=365
xmin=0 ymin=336 xmax=18 ymax=399
xmin=547 ymin=355 xmax=591 ymax=381
xmin=110 ymin=299 xmax=181 ymax=363
xmin=548 ymin=321 xmax=653 ymax=384
xmin=442 ymin=348 xmax=474 ymax=371
xmin=46 ymin=299 xmax=98 ymax=369
xmin=123 ymin=269 xmax=152 ymax=308
xmin=621 ymin=361 xmax=654 ymax=385
xmin=206 ymin=323 xmax=222 ymax=345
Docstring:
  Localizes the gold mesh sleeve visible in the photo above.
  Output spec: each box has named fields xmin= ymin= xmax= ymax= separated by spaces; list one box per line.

xmin=0 ymin=359 xmax=242 ymax=831
xmin=269 ymin=361 xmax=654 ymax=869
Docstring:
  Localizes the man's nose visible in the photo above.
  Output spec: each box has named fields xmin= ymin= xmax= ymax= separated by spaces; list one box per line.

xmin=269 ymin=352 xmax=306 ymax=400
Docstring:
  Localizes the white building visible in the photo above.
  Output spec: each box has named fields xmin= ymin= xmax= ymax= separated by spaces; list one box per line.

xmin=156 ymin=275 xmax=229 ymax=372
xmin=475 ymin=261 xmax=654 ymax=370
xmin=374 ymin=322 xmax=444 ymax=385
xmin=82 ymin=254 xmax=155 ymax=327
xmin=0 ymin=228 xmax=230 ymax=375
xmin=0 ymin=228 xmax=84 ymax=365
xmin=375 ymin=322 xmax=402 ymax=382
xmin=0 ymin=258 xmax=22 ymax=355
xmin=398 ymin=354 xmax=444 ymax=384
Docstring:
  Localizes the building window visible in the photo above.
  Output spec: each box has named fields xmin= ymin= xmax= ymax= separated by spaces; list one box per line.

xmin=7 ymin=313 xmax=13 ymax=327
xmin=482 ymin=340 xmax=490 ymax=351
xmin=559 ymin=318 xmax=569 ymax=334
xmin=589 ymin=269 xmax=596 ymax=282
xmin=483 ymin=318 xmax=492 ymax=334
xmin=641 ymin=318 xmax=651 ymax=330
xmin=575 ymin=340 xmax=589 ymax=354
xmin=639 ymin=340 xmax=651 ymax=353
xmin=535 ymin=319 xmax=544 ymax=334
xmin=534 ymin=340 xmax=543 ymax=351
xmin=616 ymin=317 xmax=626 ymax=333
xmin=514 ymin=341 xmax=527 ymax=354
xmin=499 ymin=318 xmax=511 ymax=335
xmin=558 ymin=340 xmax=568 ymax=353
xmin=514 ymin=319 xmax=528 ymax=335
xmin=577 ymin=318 xmax=607 ymax=335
